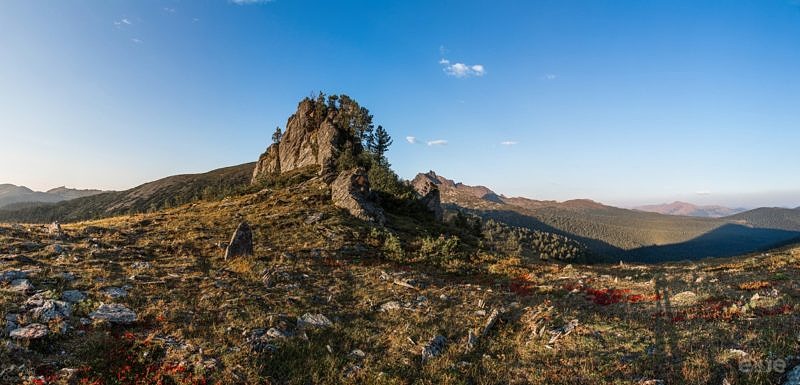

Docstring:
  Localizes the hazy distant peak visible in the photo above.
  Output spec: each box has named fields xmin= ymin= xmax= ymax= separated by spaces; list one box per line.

xmin=634 ymin=201 xmax=746 ymax=218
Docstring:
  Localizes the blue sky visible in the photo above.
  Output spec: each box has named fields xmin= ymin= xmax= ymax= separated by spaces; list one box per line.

xmin=1 ymin=0 xmax=799 ymax=208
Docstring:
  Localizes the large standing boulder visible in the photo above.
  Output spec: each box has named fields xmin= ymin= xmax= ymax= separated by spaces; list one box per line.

xmin=224 ymin=221 xmax=254 ymax=260
xmin=331 ymin=168 xmax=385 ymax=225
xmin=411 ymin=176 xmax=443 ymax=221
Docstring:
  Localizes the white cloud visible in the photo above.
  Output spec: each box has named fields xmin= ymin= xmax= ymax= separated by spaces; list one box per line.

xmin=543 ymin=74 xmax=557 ymax=80
xmin=163 ymin=7 xmax=176 ymax=13
xmin=230 ymin=0 xmax=274 ymax=4
xmin=131 ymin=38 xmax=143 ymax=44
xmin=405 ymin=136 xmax=418 ymax=144
xmin=114 ymin=18 xmax=132 ymax=27
xmin=427 ymin=139 xmax=448 ymax=146
xmin=500 ymin=141 xmax=518 ymax=146
xmin=440 ymin=58 xmax=486 ymax=78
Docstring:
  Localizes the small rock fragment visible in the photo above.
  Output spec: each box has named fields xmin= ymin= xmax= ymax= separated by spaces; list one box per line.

xmin=379 ymin=301 xmax=401 ymax=312
xmin=10 ymin=323 xmax=49 ymax=340
xmin=89 ymin=303 xmax=137 ymax=324
xmin=422 ymin=335 xmax=447 ymax=362
xmin=297 ymin=313 xmax=333 ymax=330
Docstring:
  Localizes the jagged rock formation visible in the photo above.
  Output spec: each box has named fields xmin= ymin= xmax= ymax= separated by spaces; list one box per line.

xmin=224 ymin=221 xmax=254 ymax=260
xmin=252 ymin=97 xmax=386 ymax=225
xmin=411 ymin=172 xmax=443 ymax=221
xmin=331 ymin=168 xmax=385 ymax=225
xmin=252 ymin=98 xmax=360 ymax=184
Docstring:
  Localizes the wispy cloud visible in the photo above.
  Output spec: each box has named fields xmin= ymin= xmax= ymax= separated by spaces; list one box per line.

xmin=500 ymin=141 xmax=518 ymax=146
xmin=696 ymin=190 xmax=712 ymax=195
xmin=427 ymin=139 xmax=448 ymax=146
xmin=114 ymin=18 xmax=132 ymax=27
xmin=230 ymin=0 xmax=274 ymax=4
xmin=131 ymin=38 xmax=143 ymax=44
xmin=405 ymin=136 xmax=418 ymax=144
xmin=439 ymin=58 xmax=485 ymax=78
xmin=543 ymin=74 xmax=557 ymax=80
xmin=163 ymin=7 xmax=176 ymax=13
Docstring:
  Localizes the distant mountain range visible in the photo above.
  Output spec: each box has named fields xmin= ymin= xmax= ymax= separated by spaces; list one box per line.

xmin=0 ymin=163 xmax=254 ymax=223
xmin=633 ymin=201 xmax=747 ymax=218
xmin=412 ymin=171 xmax=800 ymax=262
xmin=0 ymin=184 xmax=106 ymax=209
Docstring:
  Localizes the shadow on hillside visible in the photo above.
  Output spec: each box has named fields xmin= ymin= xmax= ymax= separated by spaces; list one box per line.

xmin=461 ymin=207 xmax=800 ymax=263
xmin=619 ymin=224 xmax=800 ymax=263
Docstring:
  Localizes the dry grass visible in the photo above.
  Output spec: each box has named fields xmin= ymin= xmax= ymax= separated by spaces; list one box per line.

xmin=1 ymin=178 xmax=799 ymax=384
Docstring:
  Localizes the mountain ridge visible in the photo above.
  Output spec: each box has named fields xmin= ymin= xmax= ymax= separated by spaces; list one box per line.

xmin=0 ymin=184 xmax=106 ymax=209
xmin=633 ymin=201 xmax=746 ymax=218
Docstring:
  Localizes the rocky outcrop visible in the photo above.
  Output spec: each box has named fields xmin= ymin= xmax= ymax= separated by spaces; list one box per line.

xmin=331 ymin=168 xmax=385 ymax=225
xmin=224 ymin=221 xmax=254 ymax=260
xmin=252 ymin=99 xmax=358 ymax=184
xmin=411 ymin=172 xmax=444 ymax=221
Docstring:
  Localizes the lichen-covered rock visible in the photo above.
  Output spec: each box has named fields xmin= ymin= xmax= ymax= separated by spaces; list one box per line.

xmin=61 ymin=290 xmax=86 ymax=303
xmin=331 ymin=168 xmax=385 ymax=224
xmin=297 ymin=313 xmax=333 ymax=330
xmin=10 ymin=323 xmax=49 ymax=340
xmin=224 ymin=221 xmax=253 ymax=260
xmin=9 ymin=279 xmax=34 ymax=293
xmin=89 ymin=303 xmax=137 ymax=324
xmin=26 ymin=299 xmax=72 ymax=322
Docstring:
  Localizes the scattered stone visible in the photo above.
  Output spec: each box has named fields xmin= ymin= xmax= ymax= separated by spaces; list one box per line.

xmin=45 ymin=244 xmax=64 ymax=255
xmin=422 ymin=335 xmax=447 ymax=362
xmin=103 ymin=287 xmax=128 ymax=299
xmin=89 ymin=303 xmax=137 ymax=324
xmin=27 ymin=299 xmax=72 ymax=322
xmin=223 ymin=221 xmax=253 ymax=261
xmin=62 ymin=290 xmax=87 ymax=303
xmin=49 ymin=222 xmax=64 ymax=239
xmin=0 ymin=269 xmax=27 ymax=283
xmin=10 ymin=323 xmax=49 ymax=340
xmin=131 ymin=261 xmax=151 ymax=270
xmin=379 ymin=301 xmax=401 ymax=312
xmin=305 ymin=212 xmax=325 ymax=224
xmin=548 ymin=319 xmax=579 ymax=345
xmin=349 ymin=349 xmax=366 ymax=360
xmin=9 ymin=279 xmax=34 ymax=293
xmin=265 ymin=327 xmax=288 ymax=339
xmin=297 ymin=313 xmax=333 ymax=330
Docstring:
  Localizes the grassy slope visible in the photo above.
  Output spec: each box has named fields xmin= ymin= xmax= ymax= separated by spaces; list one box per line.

xmin=1 ymin=177 xmax=799 ymax=385
xmin=0 ymin=163 xmax=255 ymax=224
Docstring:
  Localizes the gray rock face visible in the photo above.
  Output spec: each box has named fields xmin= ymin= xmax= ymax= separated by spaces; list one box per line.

xmin=252 ymin=99 xmax=356 ymax=184
xmin=331 ymin=168 xmax=385 ymax=224
xmin=411 ymin=175 xmax=443 ymax=221
xmin=62 ymin=290 xmax=87 ymax=303
xmin=89 ymin=303 xmax=137 ymax=324
xmin=297 ymin=313 xmax=333 ymax=330
xmin=224 ymin=221 xmax=253 ymax=261
xmin=10 ymin=323 xmax=49 ymax=340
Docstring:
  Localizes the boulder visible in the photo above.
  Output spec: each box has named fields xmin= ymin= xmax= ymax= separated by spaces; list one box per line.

xmin=61 ymin=290 xmax=87 ymax=303
xmin=26 ymin=299 xmax=72 ymax=322
xmin=331 ymin=168 xmax=385 ymax=224
xmin=411 ymin=175 xmax=443 ymax=221
xmin=10 ymin=323 xmax=49 ymax=340
xmin=89 ymin=303 xmax=137 ymax=324
xmin=9 ymin=279 xmax=34 ymax=293
xmin=297 ymin=313 xmax=333 ymax=330
xmin=224 ymin=221 xmax=254 ymax=261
